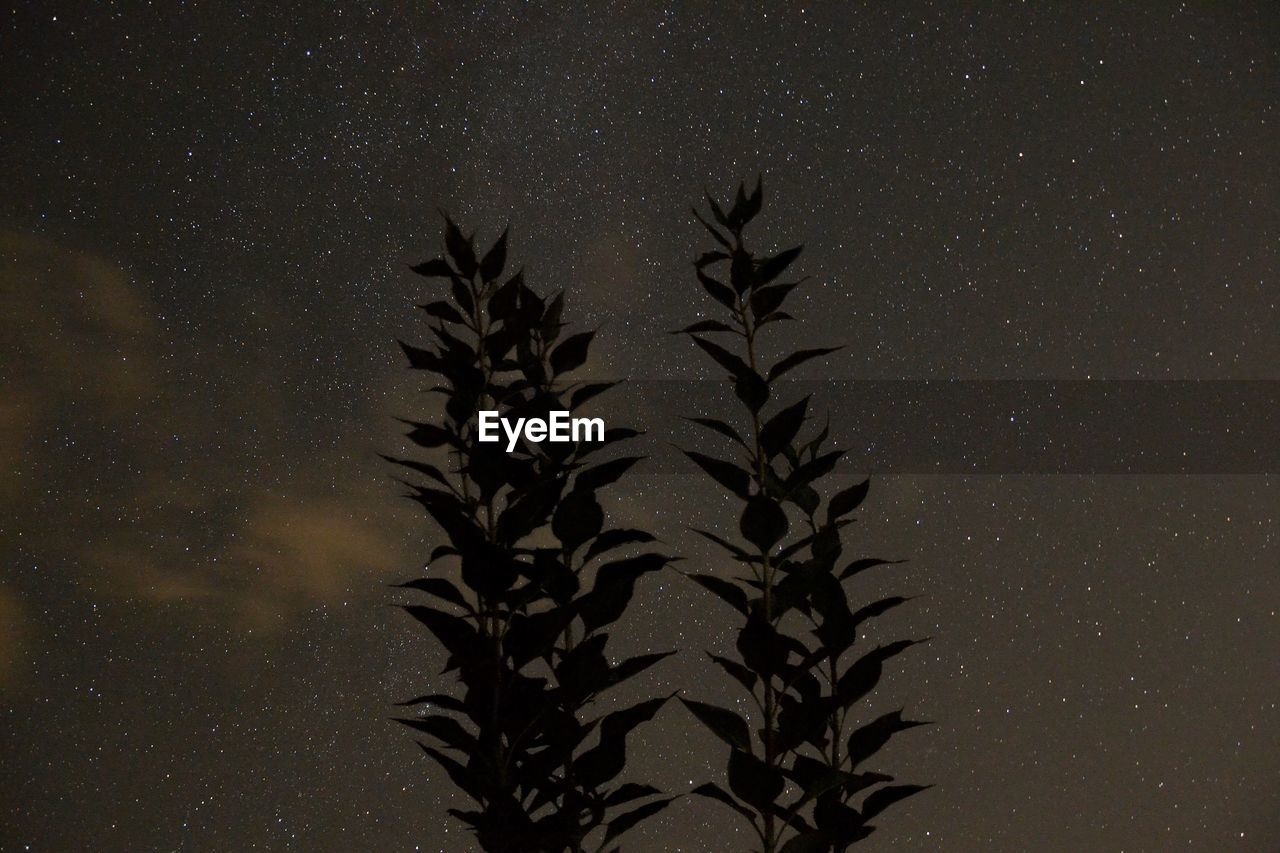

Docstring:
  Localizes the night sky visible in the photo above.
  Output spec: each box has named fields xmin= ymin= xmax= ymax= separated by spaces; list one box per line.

xmin=2 ymin=3 xmax=1278 ymax=851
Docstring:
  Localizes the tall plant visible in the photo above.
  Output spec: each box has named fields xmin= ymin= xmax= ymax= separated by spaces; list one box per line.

xmin=389 ymin=218 xmax=676 ymax=852
xmin=677 ymin=181 xmax=930 ymax=852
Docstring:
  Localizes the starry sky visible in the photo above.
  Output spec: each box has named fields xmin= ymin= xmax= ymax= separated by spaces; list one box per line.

xmin=1 ymin=2 xmax=1277 ymax=850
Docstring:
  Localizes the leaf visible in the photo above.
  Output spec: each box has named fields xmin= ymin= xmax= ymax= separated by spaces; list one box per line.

xmin=684 ymin=416 xmax=746 ymax=446
xmin=603 ymin=783 xmax=662 ymax=807
xmin=443 ymin=216 xmax=477 ymax=278
xmin=846 ymin=710 xmax=931 ymax=770
xmin=689 ymin=335 xmax=752 ymax=381
xmin=730 ymin=249 xmax=755 ymax=294
xmin=705 ymin=192 xmax=730 ymax=228
xmin=575 ymin=456 xmax=643 ymax=493
xmin=608 ymin=650 xmax=676 ymax=687
xmin=780 ymin=832 xmax=830 ymax=853
xmin=419 ymin=744 xmax=483 ymax=801
xmin=479 ymin=228 xmax=507 ymax=281
xmin=552 ymin=490 xmax=604 ymax=551
xmin=397 ymin=340 xmax=441 ymax=371
xmin=708 ymin=652 xmax=758 ymax=694
xmin=504 ymin=608 xmax=574 ymax=669
xmin=685 ymin=572 xmax=750 ymax=616
xmin=750 ymin=283 xmax=799 ymax=322
xmin=677 ymin=319 xmax=736 ymax=334
xmin=679 ymin=698 xmax=752 ymax=752
xmin=687 ymin=526 xmax=755 ymax=562
xmin=839 ymin=558 xmax=907 ymax=581
xmin=852 ymin=595 xmax=911 ymax=627
xmin=860 ymin=784 xmax=931 ymax=820
xmin=697 ymin=267 xmax=736 ymax=308
xmin=760 ymin=395 xmax=810 ymax=459
xmin=403 ymin=605 xmax=484 ymax=665
xmin=449 ymin=276 xmax=474 ymax=317
xmin=577 ymin=553 xmax=672 ymax=633
xmin=737 ymin=609 xmax=788 ymax=677
xmin=756 ymin=246 xmax=802 ymax=285
xmin=735 ymin=370 xmax=771 ymax=412
xmin=602 ymin=798 xmax=676 ymax=845
xmin=550 ymin=331 xmax=593 ymax=375
xmin=394 ymin=693 xmax=465 ymax=712
xmin=828 ymin=479 xmax=870 ymax=521
xmin=695 ymin=250 xmax=730 ymax=268
xmin=582 ymin=528 xmax=657 ymax=563
xmin=394 ymin=578 xmax=471 ymax=611
xmin=396 ymin=714 xmax=475 ymax=752
xmin=419 ymin=300 xmax=466 ymax=324
xmin=489 ymin=270 xmax=522 ymax=318
xmin=741 ymin=175 xmax=763 ymax=224
xmin=682 ymin=450 xmax=752 ymax=499
xmin=690 ymin=782 xmax=757 ymax=823
xmin=740 ymin=495 xmax=788 ymax=553
xmin=574 ymin=695 xmax=672 ymax=789
xmin=403 ymin=420 xmax=454 ymax=449
xmin=728 ymin=748 xmax=784 ymax=813
xmin=786 ymin=450 xmax=844 ymax=491
xmin=693 ymin=207 xmax=731 ymax=248
xmin=570 ymin=381 xmax=617 ymax=409
xmin=380 ymin=454 xmax=450 ymax=488
xmin=767 ymin=347 xmax=844 ymax=382
xmin=409 ymin=257 xmax=454 ymax=278
xmin=757 ymin=310 xmax=794 ymax=327
xmin=836 ymin=640 xmax=923 ymax=708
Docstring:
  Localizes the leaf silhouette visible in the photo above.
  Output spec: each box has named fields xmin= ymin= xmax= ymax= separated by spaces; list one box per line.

xmin=680 ymin=697 xmax=753 ymax=752
xmin=679 ymin=185 xmax=927 ymax=851
xmin=767 ymin=346 xmax=844 ymax=382
xmin=391 ymin=220 xmax=670 ymax=847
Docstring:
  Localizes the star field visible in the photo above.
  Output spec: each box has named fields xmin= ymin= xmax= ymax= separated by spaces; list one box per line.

xmin=1 ymin=2 xmax=1277 ymax=850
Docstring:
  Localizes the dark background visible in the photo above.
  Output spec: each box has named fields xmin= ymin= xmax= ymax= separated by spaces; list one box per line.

xmin=2 ymin=2 xmax=1276 ymax=850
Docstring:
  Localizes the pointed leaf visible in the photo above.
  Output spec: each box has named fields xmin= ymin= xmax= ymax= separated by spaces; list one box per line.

xmin=860 ymin=784 xmax=931 ymax=820
xmin=685 ymin=572 xmax=750 ymax=616
xmin=409 ymin=257 xmax=454 ymax=278
xmin=683 ymin=450 xmax=752 ymax=499
xmin=689 ymin=335 xmax=752 ymax=381
xmin=603 ymin=798 xmax=677 ymax=844
xmin=767 ymin=347 xmax=843 ymax=382
xmin=685 ymin=416 xmax=746 ymax=446
xmin=677 ymin=319 xmax=736 ymax=334
xmin=846 ymin=710 xmax=931 ymax=770
xmin=582 ymin=528 xmax=657 ymax=563
xmin=839 ymin=558 xmax=907 ymax=581
xmin=550 ymin=331 xmax=594 ymax=375
xmin=828 ymin=479 xmax=870 ymax=521
xmin=696 ymin=267 xmax=737 ymax=308
xmin=740 ymin=495 xmax=788 ymax=552
xmin=479 ymin=228 xmax=507 ymax=281
xmin=708 ymin=652 xmax=758 ymax=694
xmin=757 ymin=246 xmax=802 ymax=285
xmin=728 ymin=748 xmax=784 ymax=812
xmin=443 ymin=216 xmax=477 ymax=278
xmin=394 ymin=578 xmax=472 ymax=611
xmin=690 ymin=782 xmax=757 ymax=823
xmin=680 ymin=698 xmax=752 ymax=752
xmin=760 ymin=395 xmax=809 ymax=459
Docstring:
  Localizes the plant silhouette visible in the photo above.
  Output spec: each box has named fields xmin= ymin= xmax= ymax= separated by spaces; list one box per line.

xmin=390 ymin=217 xmax=676 ymax=851
xmin=677 ymin=180 xmax=930 ymax=851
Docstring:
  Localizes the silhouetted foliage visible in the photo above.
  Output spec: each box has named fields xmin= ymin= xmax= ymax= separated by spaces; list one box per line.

xmin=391 ymin=217 xmax=675 ymax=851
xmin=679 ymin=180 xmax=930 ymax=851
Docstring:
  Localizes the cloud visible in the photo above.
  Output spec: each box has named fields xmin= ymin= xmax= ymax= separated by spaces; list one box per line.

xmin=1 ymin=229 xmax=422 ymax=629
